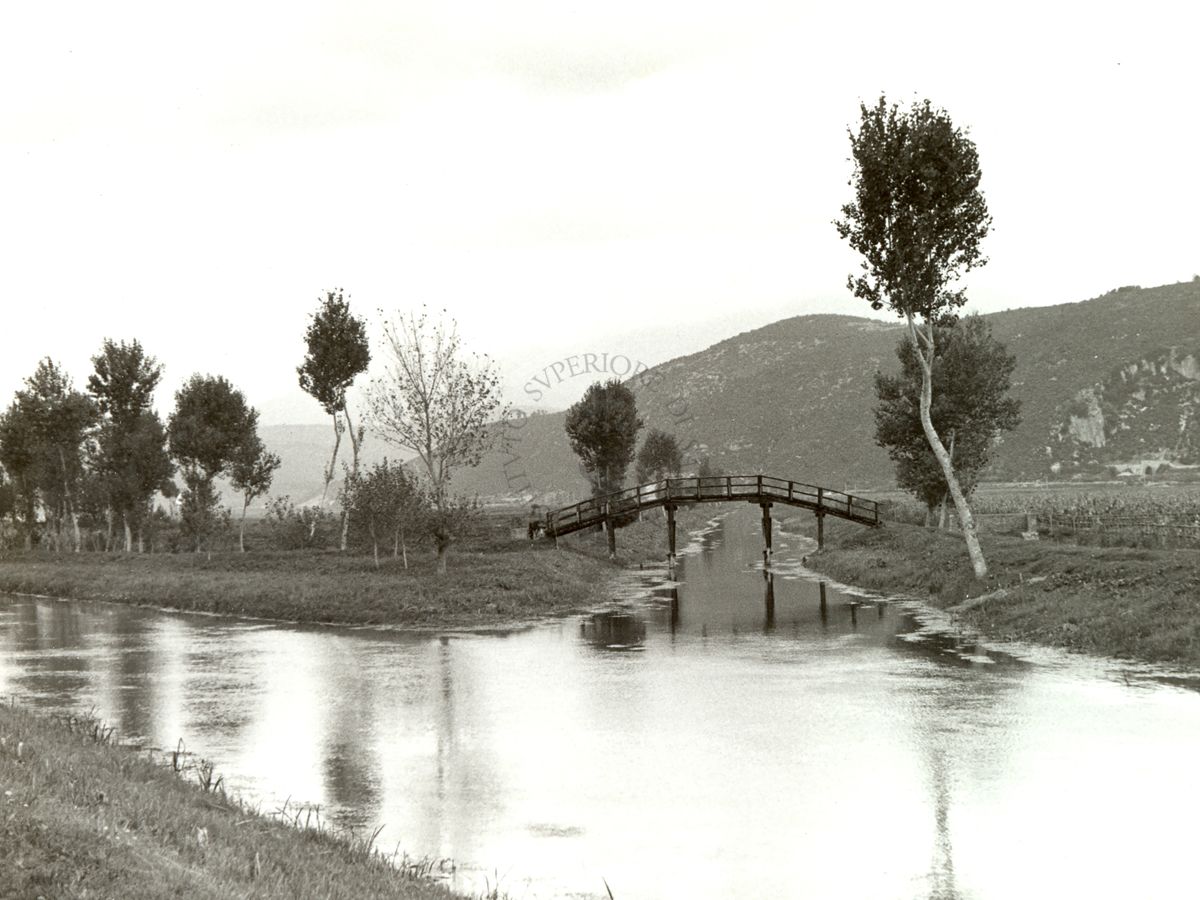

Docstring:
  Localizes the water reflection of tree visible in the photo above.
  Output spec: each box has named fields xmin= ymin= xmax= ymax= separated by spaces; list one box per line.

xmin=889 ymin=617 xmax=1027 ymax=899
xmin=112 ymin=613 xmax=157 ymax=743
xmin=582 ymin=611 xmax=646 ymax=651
xmin=10 ymin=601 xmax=92 ymax=712
xmin=316 ymin=640 xmax=382 ymax=831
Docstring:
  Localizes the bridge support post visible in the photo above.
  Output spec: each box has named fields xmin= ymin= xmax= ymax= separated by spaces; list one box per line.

xmin=815 ymin=512 xmax=825 ymax=551
xmin=819 ymin=581 xmax=827 ymax=616
xmin=666 ymin=503 xmax=677 ymax=566
xmin=760 ymin=502 xmax=773 ymax=568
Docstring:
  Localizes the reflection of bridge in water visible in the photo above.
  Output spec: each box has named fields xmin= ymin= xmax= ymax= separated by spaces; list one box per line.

xmin=543 ymin=474 xmax=880 ymax=562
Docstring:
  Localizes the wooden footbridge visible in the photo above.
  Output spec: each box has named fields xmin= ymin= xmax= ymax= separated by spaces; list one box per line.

xmin=541 ymin=474 xmax=879 ymax=562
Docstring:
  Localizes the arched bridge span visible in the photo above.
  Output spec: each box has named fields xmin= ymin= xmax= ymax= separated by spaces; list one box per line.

xmin=543 ymin=475 xmax=879 ymax=561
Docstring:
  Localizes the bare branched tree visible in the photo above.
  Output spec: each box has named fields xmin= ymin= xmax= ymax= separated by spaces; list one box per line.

xmin=367 ymin=309 xmax=507 ymax=573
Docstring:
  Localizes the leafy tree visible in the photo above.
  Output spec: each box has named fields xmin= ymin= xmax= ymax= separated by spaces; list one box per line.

xmin=0 ymin=468 xmax=15 ymax=548
xmin=297 ymin=289 xmax=371 ymax=550
xmin=88 ymin=339 xmax=174 ymax=552
xmin=368 ymin=309 xmax=505 ymax=573
xmin=635 ymin=429 xmax=683 ymax=484
xmin=229 ymin=437 xmax=281 ymax=552
xmin=565 ymin=379 xmax=643 ymax=559
xmin=342 ymin=459 xmax=425 ymax=568
xmin=875 ymin=316 xmax=1021 ymax=524
xmin=0 ymin=401 xmax=40 ymax=548
xmin=5 ymin=360 xmax=98 ymax=551
xmin=835 ymin=96 xmax=994 ymax=577
xmin=95 ymin=412 xmax=175 ymax=552
xmin=168 ymin=375 xmax=258 ymax=552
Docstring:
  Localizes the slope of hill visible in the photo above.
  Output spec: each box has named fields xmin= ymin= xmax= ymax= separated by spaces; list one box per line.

xmin=454 ymin=280 xmax=1200 ymax=498
xmin=216 ymin=423 xmax=412 ymax=512
xmin=257 ymin=280 xmax=1200 ymax=503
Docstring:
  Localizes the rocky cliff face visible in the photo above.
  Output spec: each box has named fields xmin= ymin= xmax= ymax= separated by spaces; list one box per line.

xmin=1050 ymin=347 xmax=1200 ymax=475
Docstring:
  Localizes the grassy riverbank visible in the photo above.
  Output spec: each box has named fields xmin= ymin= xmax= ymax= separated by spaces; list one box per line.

xmin=799 ymin=517 xmax=1200 ymax=668
xmin=0 ymin=703 xmax=461 ymax=900
xmin=0 ymin=511 xmax=688 ymax=630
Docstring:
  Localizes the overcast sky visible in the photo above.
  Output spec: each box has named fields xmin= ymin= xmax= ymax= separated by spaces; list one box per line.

xmin=2 ymin=1 xmax=1197 ymax=422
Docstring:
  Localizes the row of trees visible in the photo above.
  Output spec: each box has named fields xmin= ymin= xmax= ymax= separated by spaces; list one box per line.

xmin=0 ymin=293 xmax=506 ymax=572
xmin=0 ymin=342 xmax=279 ymax=553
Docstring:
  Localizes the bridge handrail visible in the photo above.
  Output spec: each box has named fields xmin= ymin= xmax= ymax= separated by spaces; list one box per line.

xmin=545 ymin=474 xmax=879 ymax=534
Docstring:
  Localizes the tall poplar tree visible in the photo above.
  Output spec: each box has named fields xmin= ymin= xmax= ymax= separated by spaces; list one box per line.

xmin=836 ymin=96 xmax=994 ymax=577
xmin=297 ymin=289 xmax=371 ymax=550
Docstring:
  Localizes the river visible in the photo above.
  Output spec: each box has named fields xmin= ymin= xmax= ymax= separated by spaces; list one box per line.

xmin=2 ymin=509 xmax=1199 ymax=899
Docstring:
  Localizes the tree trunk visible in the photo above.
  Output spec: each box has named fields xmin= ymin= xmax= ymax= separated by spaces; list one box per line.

xmin=239 ymin=496 xmax=249 ymax=552
xmin=436 ymin=541 xmax=448 ymax=574
xmin=370 ymin=520 xmax=379 ymax=568
xmin=339 ymin=408 xmax=362 ymax=553
xmin=908 ymin=315 xmax=987 ymax=578
xmin=137 ymin=528 xmax=144 ymax=554
xmin=319 ymin=414 xmax=342 ymax=539
xmin=123 ymin=518 xmax=133 ymax=554
xmin=57 ymin=449 xmax=81 ymax=553
xmin=606 ymin=516 xmax=616 ymax=561
xmin=937 ymin=430 xmax=956 ymax=530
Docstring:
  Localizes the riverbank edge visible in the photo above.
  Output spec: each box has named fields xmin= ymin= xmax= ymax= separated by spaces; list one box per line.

xmin=793 ymin=517 xmax=1200 ymax=669
xmin=0 ymin=702 xmax=465 ymax=900
xmin=0 ymin=511 xmax=703 ymax=635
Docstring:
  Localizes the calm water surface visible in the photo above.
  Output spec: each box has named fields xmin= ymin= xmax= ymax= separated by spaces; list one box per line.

xmin=3 ymin=510 xmax=1200 ymax=899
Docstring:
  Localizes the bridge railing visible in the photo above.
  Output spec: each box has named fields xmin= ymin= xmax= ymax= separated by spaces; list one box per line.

xmin=545 ymin=475 xmax=879 ymax=535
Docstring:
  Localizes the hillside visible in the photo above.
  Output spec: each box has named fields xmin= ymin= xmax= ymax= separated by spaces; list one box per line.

xmin=256 ymin=280 xmax=1200 ymax=504
xmin=215 ymin=423 xmax=411 ymax=512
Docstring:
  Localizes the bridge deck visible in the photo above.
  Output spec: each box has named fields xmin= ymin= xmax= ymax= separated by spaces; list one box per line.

xmin=545 ymin=474 xmax=878 ymax=538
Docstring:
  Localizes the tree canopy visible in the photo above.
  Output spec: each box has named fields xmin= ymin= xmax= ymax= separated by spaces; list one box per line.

xmin=565 ymin=379 xmax=643 ymax=498
xmin=168 ymin=374 xmax=260 ymax=551
xmin=168 ymin=375 xmax=258 ymax=481
xmin=88 ymin=339 xmax=162 ymax=426
xmin=635 ymin=429 xmax=683 ymax=484
xmin=835 ymin=96 xmax=991 ymax=321
xmin=297 ymin=290 xmax=371 ymax=417
xmin=875 ymin=316 xmax=1020 ymax=516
